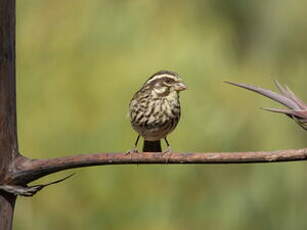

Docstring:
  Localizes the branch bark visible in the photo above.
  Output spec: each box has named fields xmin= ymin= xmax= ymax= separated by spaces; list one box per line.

xmin=0 ymin=0 xmax=18 ymax=229
xmin=7 ymin=148 xmax=307 ymax=185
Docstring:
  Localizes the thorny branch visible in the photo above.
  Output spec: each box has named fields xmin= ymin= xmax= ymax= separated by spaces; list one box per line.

xmin=1 ymin=81 xmax=307 ymax=197
xmin=3 ymin=147 xmax=307 ymax=196
xmin=225 ymin=80 xmax=307 ymax=130
xmin=0 ymin=174 xmax=74 ymax=197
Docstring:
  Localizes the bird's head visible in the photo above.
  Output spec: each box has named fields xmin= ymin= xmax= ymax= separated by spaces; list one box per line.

xmin=144 ymin=70 xmax=187 ymax=96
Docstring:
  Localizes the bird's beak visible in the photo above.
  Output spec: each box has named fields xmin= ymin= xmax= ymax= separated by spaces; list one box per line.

xmin=174 ymin=81 xmax=187 ymax=91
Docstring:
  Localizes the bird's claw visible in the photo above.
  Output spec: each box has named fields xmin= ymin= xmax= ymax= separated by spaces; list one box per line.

xmin=126 ymin=148 xmax=138 ymax=157
xmin=162 ymin=147 xmax=173 ymax=163
xmin=163 ymin=146 xmax=173 ymax=154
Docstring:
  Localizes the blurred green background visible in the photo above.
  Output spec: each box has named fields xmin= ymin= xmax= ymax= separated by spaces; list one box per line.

xmin=15 ymin=0 xmax=307 ymax=229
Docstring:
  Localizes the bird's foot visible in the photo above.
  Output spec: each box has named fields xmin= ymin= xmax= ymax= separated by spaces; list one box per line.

xmin=163 ymin=146 xmax=173 ymax=153
xmin=125 ymin=149 xmax=138 ymax=161
xmin=126 ymin=148 xmax=138 ymax=155
xmin=162 ymin=147 xmax=173 ymax=163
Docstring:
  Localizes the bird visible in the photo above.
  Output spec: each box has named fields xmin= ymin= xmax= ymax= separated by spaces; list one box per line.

xmin=129 ymin=70 xmax=187 ymax=152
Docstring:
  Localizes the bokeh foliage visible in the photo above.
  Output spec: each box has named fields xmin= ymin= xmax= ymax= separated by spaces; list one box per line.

xmin=15 ymin=0 xmax=307 ymax=229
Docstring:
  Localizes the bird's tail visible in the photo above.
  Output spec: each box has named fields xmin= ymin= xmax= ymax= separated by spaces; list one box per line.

xmin=143 ymin=140 xmax=162 ymax=152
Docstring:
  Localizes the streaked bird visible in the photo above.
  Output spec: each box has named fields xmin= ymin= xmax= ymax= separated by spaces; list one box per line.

xmin=129 ymin=70 xmax=187 ymax=152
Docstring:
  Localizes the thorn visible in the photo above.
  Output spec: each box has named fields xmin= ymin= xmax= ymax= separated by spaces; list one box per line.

xmin=36 ymin=173 xmax=75 ymax=188
xmin=226 ymin=81 xmax=300 ymax=110
xmin=0 ymin=173 xmax=75 ymax=197
xmin=260 ymin=107 xmax=292 ymax=114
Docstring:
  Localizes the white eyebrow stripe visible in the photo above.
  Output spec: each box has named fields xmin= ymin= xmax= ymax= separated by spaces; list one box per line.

xmin=146 ymin=74 xmax=179 ymax=84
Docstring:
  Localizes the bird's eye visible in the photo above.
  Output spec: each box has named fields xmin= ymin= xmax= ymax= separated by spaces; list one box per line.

xmin=165 ymin=79 xmax=173 ymax=84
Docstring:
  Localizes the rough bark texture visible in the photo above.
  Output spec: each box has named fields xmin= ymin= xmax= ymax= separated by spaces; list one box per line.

xmin=8 ymin=148 xmax=307 ymax=185
xmin=0 ymin=0 xmax=18 ymax=229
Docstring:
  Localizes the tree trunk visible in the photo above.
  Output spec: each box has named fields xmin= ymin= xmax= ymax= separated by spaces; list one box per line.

xmin=0 ymin=0 xmax=18 ymax=229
